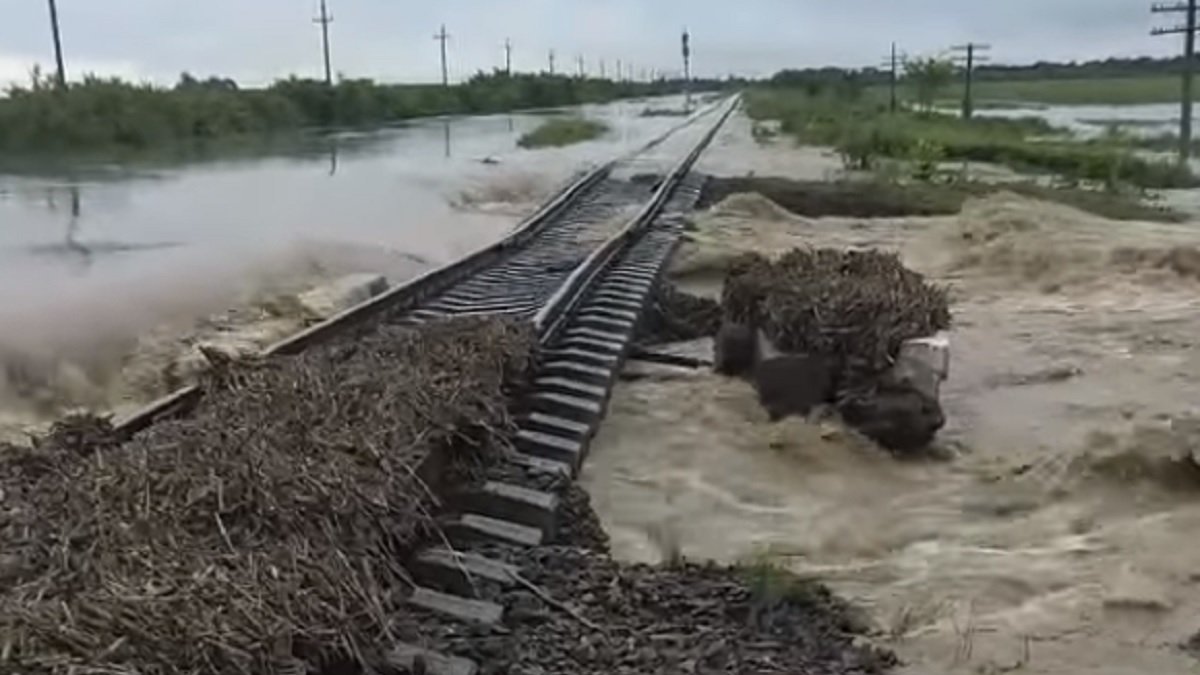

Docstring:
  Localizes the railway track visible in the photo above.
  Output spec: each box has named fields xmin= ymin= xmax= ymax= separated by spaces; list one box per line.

xmin=113 ymin=94 xmax=739 ymax=674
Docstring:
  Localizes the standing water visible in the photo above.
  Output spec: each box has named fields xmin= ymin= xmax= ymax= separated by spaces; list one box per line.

xmin=0 ymin=95 xmax=695 ymax=438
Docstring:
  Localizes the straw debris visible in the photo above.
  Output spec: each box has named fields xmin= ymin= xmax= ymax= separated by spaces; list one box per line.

xmin=723 ymin=248 xmax=950 ymax=394
xmin=0 ymin=317 xmax=536 ymax=675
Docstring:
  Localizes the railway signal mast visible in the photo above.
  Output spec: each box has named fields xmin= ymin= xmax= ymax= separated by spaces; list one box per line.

xmin=505 ymin=39 xmax=513 ymax=76
xmin=1152 ymin=0 xmax=1199 ymax=162
xmin=950 ymin=42 xmax=990 ymax=120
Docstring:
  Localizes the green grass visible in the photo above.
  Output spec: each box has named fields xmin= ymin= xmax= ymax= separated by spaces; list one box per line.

xmin=745 ymin=88 xmax=1197 ymax=190
xmin=0 ymin=71 xmax=705 ymax=155
xmin=516 ymin=116 xmax=608 ymax=148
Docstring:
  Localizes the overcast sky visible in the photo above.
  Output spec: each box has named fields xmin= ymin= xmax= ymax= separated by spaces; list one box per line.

xmin=0 ymin=1 xmax=1184 ymax=88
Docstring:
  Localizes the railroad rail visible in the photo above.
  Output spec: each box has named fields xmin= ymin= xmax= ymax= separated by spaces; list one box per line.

xmin=110 ymin=94 xmax=739 ymax=674
xmin=114 ymin=95 xmax=738 ymax=437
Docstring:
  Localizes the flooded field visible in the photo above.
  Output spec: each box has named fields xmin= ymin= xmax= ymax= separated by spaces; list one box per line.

xmin=0 ymin=96 xmax=693 ymax=440
xmin=584 ymin=109 xmax=1200 ymax=674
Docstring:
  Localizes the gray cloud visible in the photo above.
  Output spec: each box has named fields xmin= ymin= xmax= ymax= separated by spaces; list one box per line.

xmin=0 ymin=0 xmax=1182 ymax=87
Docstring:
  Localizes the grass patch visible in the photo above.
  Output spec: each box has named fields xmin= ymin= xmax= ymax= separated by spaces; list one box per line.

xmin=517 ymin=116 xmax=608 ymax=149
xmin=745 ymin=88 xmax=1198 ymax=190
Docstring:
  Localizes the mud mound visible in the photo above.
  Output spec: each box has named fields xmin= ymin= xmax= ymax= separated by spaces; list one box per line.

xmin=416 ymin=546 xmax=895 ymax=674
xmin=637 ymin=283 xmax=723 ymax=344
xmin=700 ymin=177 xmax=963 ymax=218
xmin=725 ymin=249 xmax=951 ymax=393
xmin=939 ymin=192 xmax=1200 ymax=289
xmin=708 ymin=191 xmax=799 ymax=222
xmin=0 ymin=317 xmax=535 ymax=675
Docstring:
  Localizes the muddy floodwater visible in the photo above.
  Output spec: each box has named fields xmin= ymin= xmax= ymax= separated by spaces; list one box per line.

xmin=0 ymin=96 xmax=696 ymax=439
xmin=584 ymin=109 xmax=1200 ymax=674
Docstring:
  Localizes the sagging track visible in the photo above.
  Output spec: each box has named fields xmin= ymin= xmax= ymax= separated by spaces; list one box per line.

xmin=113 ymin=95 xmax=740 ymax=674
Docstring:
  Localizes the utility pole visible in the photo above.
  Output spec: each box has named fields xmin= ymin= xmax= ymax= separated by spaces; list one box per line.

xmin=1153 ymin=0 xmax=1199 ymax=162
xmin=434 ymin=25 xmax=450 ymax=86
xmin=616 ymin=59 xmax=623 ymax=82
xmin=314 ymin=0 xmax=334 ymax=86
xmin=682 ymin=28 xmax=692 ymax=109
xmin=887 ymin=42 xmax=899 ymax=113
xmin=505 ymin=38 xmax=513 ymax=76
xmin=600 ymin=59 xmax=606 ymax=79
xmin=577 ymin=55 xmax=586 ymax=78
xmin=951 ymin=42 xmax=991 ymax=120
xmin=46 ymin=0 xmax=67 ymax=88
xmin=548 ymin=49 xmax=556 ymax=75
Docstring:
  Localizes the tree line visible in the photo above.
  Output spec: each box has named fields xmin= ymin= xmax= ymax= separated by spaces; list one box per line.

xmin=0 ymin=69 xmax=728 ymax=153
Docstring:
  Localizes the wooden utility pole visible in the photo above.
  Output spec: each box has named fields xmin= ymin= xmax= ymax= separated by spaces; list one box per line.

xmin=434 ymin=25 xmax=451 ymax=86
xmin=46 ymin=0 xmax=67 ymax=88
xmin=682 ymin=28 xmax=692 ymax=108
xmin=887 ymin=42 xmax=899 ymax=113
xmin=951 ymin=42 xmax=991 ymax=120
xmin=504 ymin=39 xmax=513 ymax=76
xmin=1153 ymin=1 xmax=1199 ymax=162
xmin=314 ymin=0 xmax=334 ymax=86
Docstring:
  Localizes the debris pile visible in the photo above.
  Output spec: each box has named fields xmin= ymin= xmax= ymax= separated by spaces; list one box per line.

xmin=410 ymin=546 xmax=896 ymax=675
xmin=721 ymin=249 xmax=951 ymax=451
xmin=637 ymin=283 xmax=722 ymax=344
xmin=0 ymin=318 xmax=536 ymax=675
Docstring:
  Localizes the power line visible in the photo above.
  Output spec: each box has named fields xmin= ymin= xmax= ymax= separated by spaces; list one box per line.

xmin=1152 ymin=0 xmax=1198 ymax=162
xmin=950 ymin=42 xmax=991 ymax=120
xmin=46 ymin=0 xmax=67 ymax=88
xmin=434 ymin=24 xmax=450 ymax=87
xmin=313 ymin=0 xmax=334 ymax=86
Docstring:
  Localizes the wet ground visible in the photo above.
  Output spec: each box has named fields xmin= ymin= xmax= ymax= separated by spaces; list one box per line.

xmin=583 ymin=109 xmax=1200 ymax=674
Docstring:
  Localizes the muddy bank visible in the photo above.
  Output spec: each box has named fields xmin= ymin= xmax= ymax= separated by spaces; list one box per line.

xmin=585 ymin=109 xmax=1200 ymax=675
xmin=700 ymin=177 xmax=967 ymax=218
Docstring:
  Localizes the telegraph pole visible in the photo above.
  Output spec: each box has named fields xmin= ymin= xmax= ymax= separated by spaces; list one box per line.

xmin=505 ymin=38 xmax=513 ymax=76
xmin=314 ymin=0 xmax=334 ymax=86
xmin=548 ymin=49 xmax=556 ymax=75
xmin=46 ymin=0 xmax=67 ymax=88
xmin=434 ymin=25 xmax=450 ymax=86
xmin=951 ymin=42 xmax=991 ymax=120
xmin=883 ymin=42 xmax=900 ymax=114
xmin=682 ymin=28 xmax=692 ymax=109
xmin=577 ymin=55 xmax=586 ymax=78
xmin=1153 ymin=0 xmax=1199 ymax=162
xmin=600 ymin=59 xmax=607 ymax=79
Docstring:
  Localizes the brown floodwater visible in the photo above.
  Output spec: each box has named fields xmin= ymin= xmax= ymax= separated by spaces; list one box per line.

xmin=583 ymin=111 xmax=1200 ymax=675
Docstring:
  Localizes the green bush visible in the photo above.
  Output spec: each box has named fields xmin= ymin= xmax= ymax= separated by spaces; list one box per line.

xmin=517 ymin=117 xmax=608 ymax=149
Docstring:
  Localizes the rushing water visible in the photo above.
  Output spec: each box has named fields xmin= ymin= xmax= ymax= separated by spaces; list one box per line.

xmin=0 ymin=96 xmax=692 ymax=356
